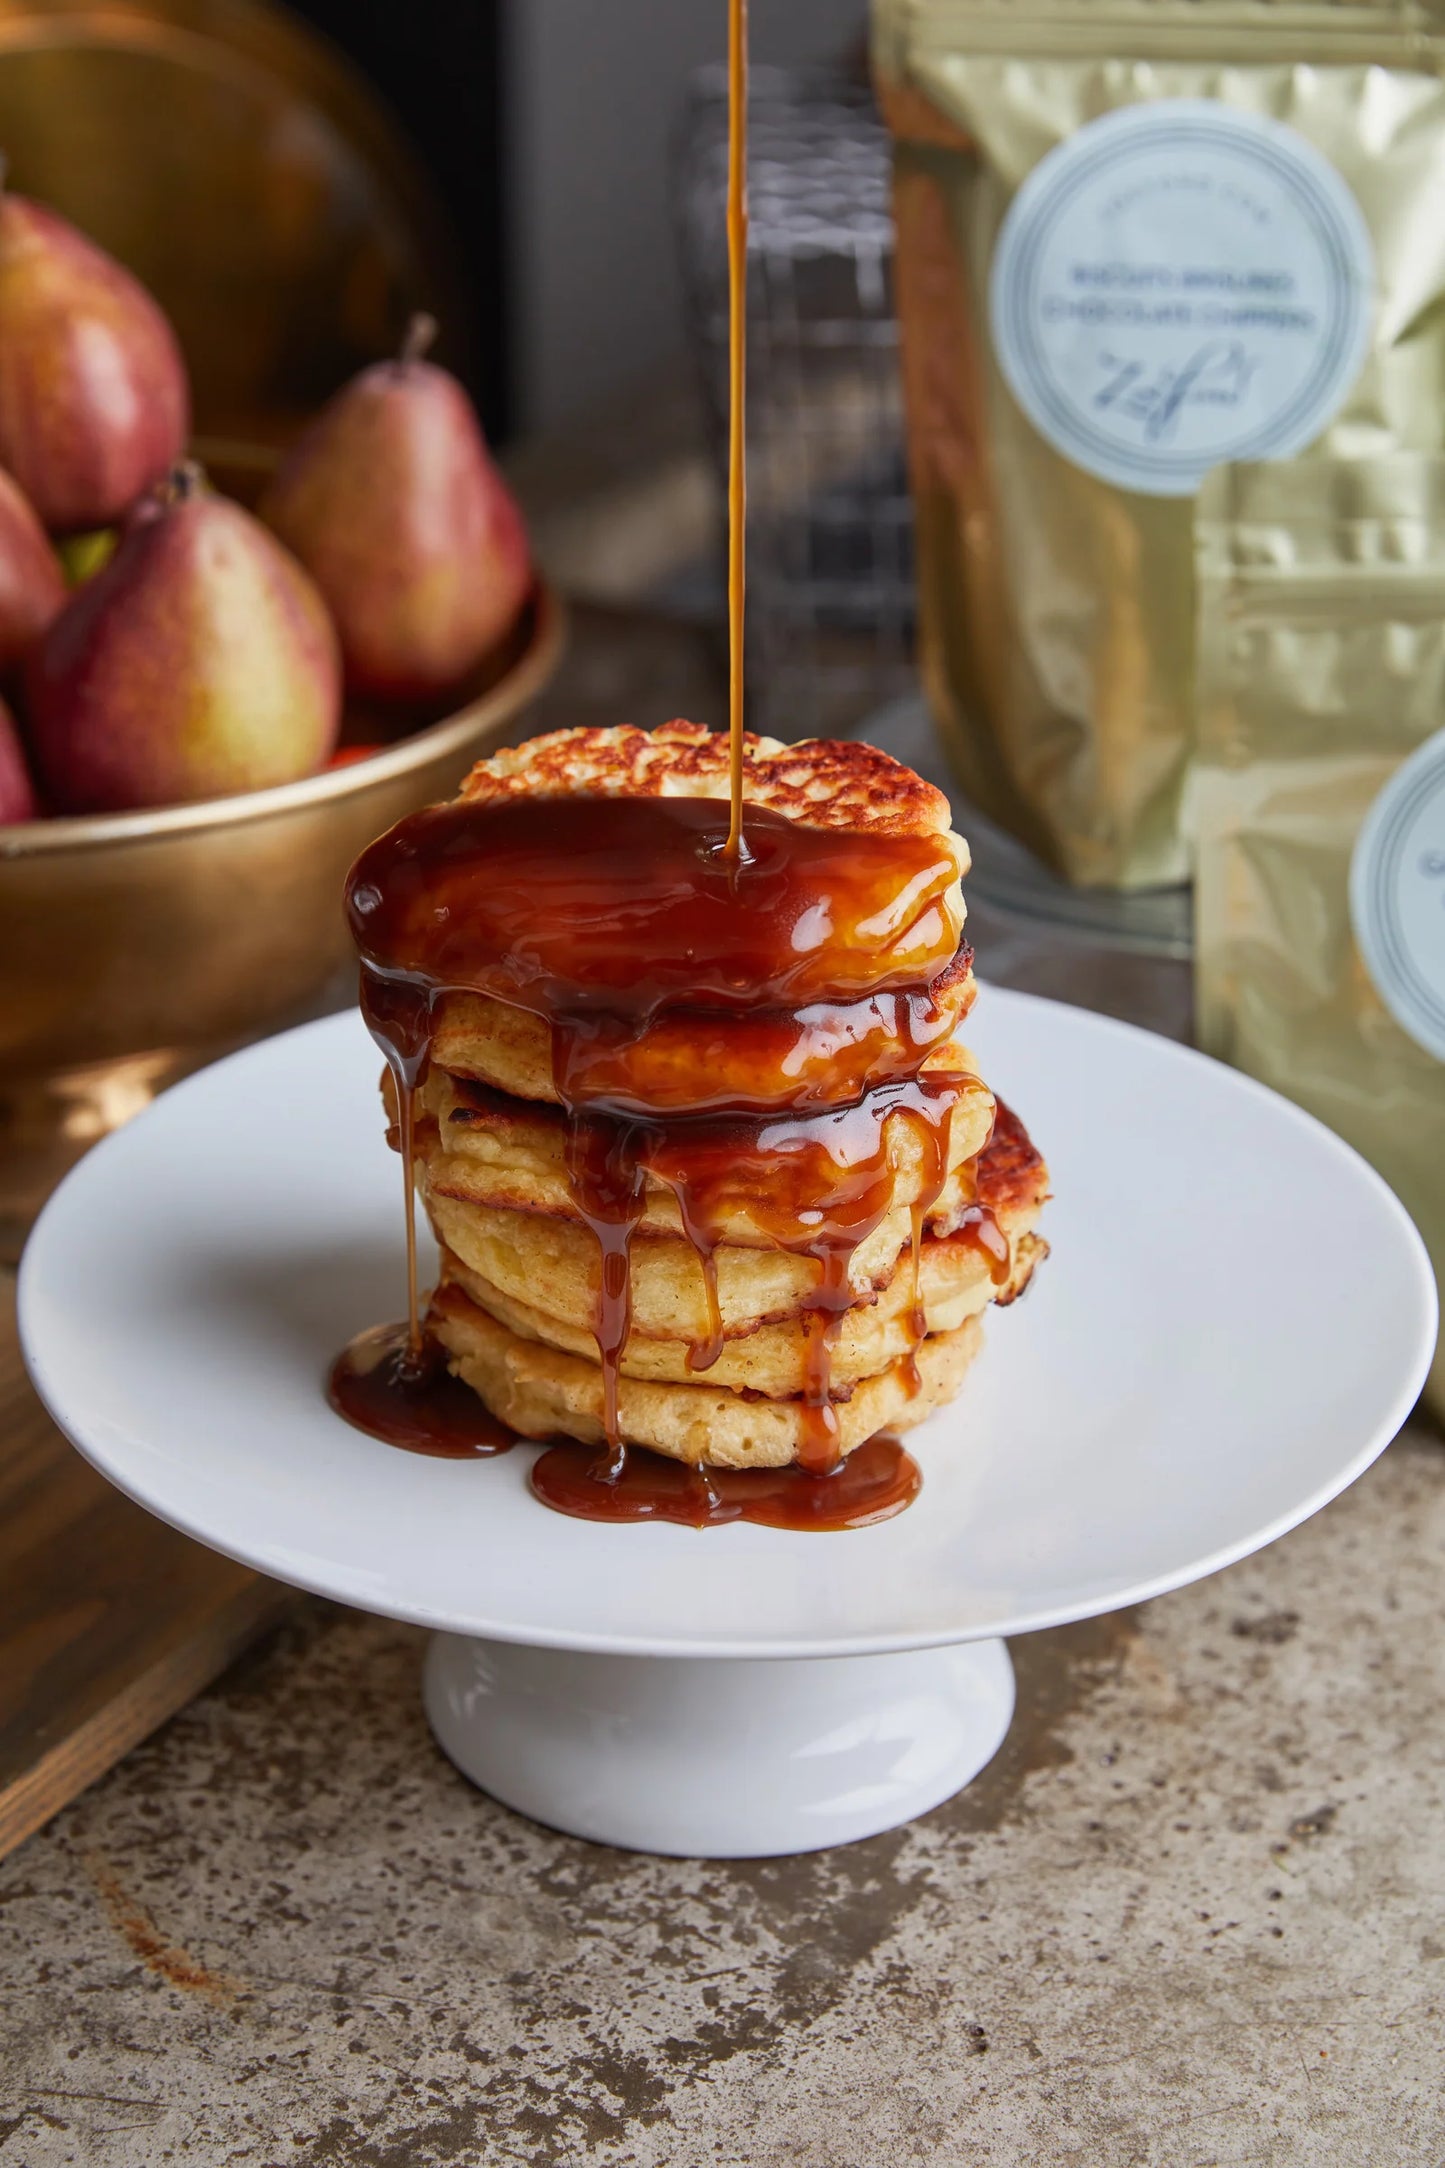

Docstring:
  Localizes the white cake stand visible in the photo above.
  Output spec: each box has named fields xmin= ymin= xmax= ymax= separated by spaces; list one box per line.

xmin=19 ymin=993 xmax=1436 ymax=1858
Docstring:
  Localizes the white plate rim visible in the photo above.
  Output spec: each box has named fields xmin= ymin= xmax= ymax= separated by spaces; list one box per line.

xmin=17 ymin=990 xmax=1438 ymax=1660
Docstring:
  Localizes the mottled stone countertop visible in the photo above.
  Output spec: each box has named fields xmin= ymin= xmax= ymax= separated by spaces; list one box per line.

xmin=3 ymin=1434 xmax=1442 ymax=2167
xmin=2 ymin=606 xmax=1442 ymax=2167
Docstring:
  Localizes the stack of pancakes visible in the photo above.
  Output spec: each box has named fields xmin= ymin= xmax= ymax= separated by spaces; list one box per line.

xmin=411 ymin=723 xmax=1049 ymax=1470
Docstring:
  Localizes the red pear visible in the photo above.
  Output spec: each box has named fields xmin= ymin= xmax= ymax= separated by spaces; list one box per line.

xmin=0 ymin=692 xmax=36 ymax=820
xmin=260 ymin=316 xmax=531 ymax=702
xmin=26 ymin=466 xmax=341 ymax=814
xmin=0 ymin=177 xmax=190 ymax=533
xmin=0 ymin=464 xmax=63 ymax=672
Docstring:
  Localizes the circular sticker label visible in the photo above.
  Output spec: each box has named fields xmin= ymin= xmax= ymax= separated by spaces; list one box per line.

xmin=989 ymin=102 xmax=1374 ymax=497
xmin=1350 ymin=730 xmax=1445 ymax=1065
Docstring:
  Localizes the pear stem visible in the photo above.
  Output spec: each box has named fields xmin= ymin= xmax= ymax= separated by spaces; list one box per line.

xmin=401 ymin=313 xmax=438 ymax=366
xmin=165 ymin=459 xmax=206 ymax=502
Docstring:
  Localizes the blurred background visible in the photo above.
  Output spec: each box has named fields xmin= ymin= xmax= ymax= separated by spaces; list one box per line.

xmin=479 ymin=0 xmax=865 ymax=437
xmin=0 ymin=0 xmax=1190 ymax=1233
xmin=1 ymin=0 xmax=944 ymax=1252
xmin=1 ymin=0 xmax=864 ymax=429
xmin=0 ymin=0 xmax=928 ymax=749
xmin=0 ymin=0 xmax=896 ymax=705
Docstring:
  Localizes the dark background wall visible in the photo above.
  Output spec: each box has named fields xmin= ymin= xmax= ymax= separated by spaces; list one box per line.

xmin=286 ymin=0 xmax=863 ymax=444
xmin=286 ymin=0 xmax=511 ymax=438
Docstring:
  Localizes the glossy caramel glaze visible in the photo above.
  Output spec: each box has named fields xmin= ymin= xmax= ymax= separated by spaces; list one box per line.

xmin=328 ymin=1322 xmax=516 ymax=1457
xmin=345 ymin=783 xmax=984 ymax=1477
xmin=538 ymin=956 xmax=973 ymax=1116
xmin=530 ymin=1428 xmax=921 ymax=1530
xmin=552 ymin=1068 xmax=978 ymax=1473
xmin=348 ymin=795 xmax=964 ymax=1024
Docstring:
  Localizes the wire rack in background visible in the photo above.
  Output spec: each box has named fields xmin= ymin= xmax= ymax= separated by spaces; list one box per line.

xmin=675 ymin=64 xmax=915 ymax=743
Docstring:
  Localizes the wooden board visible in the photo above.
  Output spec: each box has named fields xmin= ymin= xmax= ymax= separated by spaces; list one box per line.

xmin=0 ymin=1271 xmax=291 ymax=1860
xmin=0 ymin=608 xmax=724 ymax=1863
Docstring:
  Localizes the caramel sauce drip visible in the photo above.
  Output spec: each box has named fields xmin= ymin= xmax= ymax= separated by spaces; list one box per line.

xmin=725 ymin=0 xmax=748 ymax=859
xmin=958 ymin=1204 xmax=1012 ymax=1285
xmin=646 ymin=1072 xmax=968 ymax=1472
xmin=502 ymin=1066 xmax=976 ymax=1474
xmin=565 ymin=1112 xmax=648 ymax=1469
xmin=639 ymin=1072 xmax=970 ymax=1254
xmin=903 ymin=1200 xmax=927 ymax=1397
xmin=544 ymin=974 xmax=969 ymax=1118
xmin=356 ymin=972 xmax=431 ymax=1357
xmin=800 ymin=1299 xmax=844 ymax=1474
xmin=328 ymin=1322 xmax=516 ymax=1458
xmin=676 ymin=1202 xmax=724 ymax=1374
xmin=956 ymin=1100 xmax=1036 ymax=1288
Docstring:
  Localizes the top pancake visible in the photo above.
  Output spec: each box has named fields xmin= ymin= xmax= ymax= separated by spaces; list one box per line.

xmin=380 ymin=722 xmax=974 ymax=1112
xmin=460 ymin=719 xmax=969 ymax=862
xmin=427 ymin=950 xmax=977 ymax=1115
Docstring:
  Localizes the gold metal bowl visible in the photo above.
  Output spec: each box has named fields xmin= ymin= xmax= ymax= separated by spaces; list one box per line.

xmin=0 ymin=582 xmax=566 ymax=1253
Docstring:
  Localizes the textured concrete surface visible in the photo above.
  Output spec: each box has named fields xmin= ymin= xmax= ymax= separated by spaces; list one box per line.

xmin=1 ymin=1426 xmax=1441 ymax=2167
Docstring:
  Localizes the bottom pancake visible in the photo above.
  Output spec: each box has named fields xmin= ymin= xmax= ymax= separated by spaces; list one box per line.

xmin=428 ymin=1279 xmax=984 ymax=1471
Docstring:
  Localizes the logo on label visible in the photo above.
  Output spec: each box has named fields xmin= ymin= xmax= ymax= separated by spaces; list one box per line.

xmin=1350 ymin=730 xmax=1445 ymax=1065
xmin=989 ymin=102 xmax=1375 ymax=497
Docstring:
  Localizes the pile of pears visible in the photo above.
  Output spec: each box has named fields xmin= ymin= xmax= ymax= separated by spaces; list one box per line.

xmin=0 ymin=185 xmax=532 ymax=824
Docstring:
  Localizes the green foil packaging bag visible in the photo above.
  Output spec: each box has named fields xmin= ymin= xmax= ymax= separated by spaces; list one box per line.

xmin=1192 ymin=455 xmax=1445 ymax=1418
xmin=876 ymin=0 xmax=1445 ymax=889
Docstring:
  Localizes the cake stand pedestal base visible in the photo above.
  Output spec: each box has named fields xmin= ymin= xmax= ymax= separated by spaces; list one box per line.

xmin=423 ymin=1634 xmax=1016 ymax=1857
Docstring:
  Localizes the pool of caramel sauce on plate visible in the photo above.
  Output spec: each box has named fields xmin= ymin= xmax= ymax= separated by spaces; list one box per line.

xmin=328 ymin=1323 xmax=515 ymax=1460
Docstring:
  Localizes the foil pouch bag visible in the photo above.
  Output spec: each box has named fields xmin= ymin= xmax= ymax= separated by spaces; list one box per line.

xmin=1193 ymin=455 xmax=1445 ymax=1418
xmin=875 ymin=0 xmax=1445 ymax=888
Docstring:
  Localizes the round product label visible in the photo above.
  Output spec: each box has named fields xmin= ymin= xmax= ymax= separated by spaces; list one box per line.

xmin=989 ymin=102 xmax=1375 ymax=497
xmin=1350 ymin=730 xmax=1445 ymax=1065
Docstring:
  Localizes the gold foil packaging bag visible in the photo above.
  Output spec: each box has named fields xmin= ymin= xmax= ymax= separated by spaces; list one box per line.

xmin=875 ymin=0 xmax=1445 ymax=888
xmin=1193 ymin=456 xmax=1445 ymax=1417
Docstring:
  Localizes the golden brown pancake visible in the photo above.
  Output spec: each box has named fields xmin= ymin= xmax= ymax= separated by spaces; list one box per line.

xmin=419 ymin=1097 xmax=1049 ymax=1357
xmin=415 ymin=722 xmax=975 ymax=1117
xmin=358 ymin=719 xmax=1052 ymax=1472
xmin=429 ymin=1283 xmax=985 ymax=1470
xmin=436 ymin=1229 xmax=1046 ymax=1398
xmin=460 ymin=719 xmax=968 ymax=852
xmin=427 ymin=951 xmax=977 ymax=1115
xmin=414 ymin=1059 xmax=997 ymax=1249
